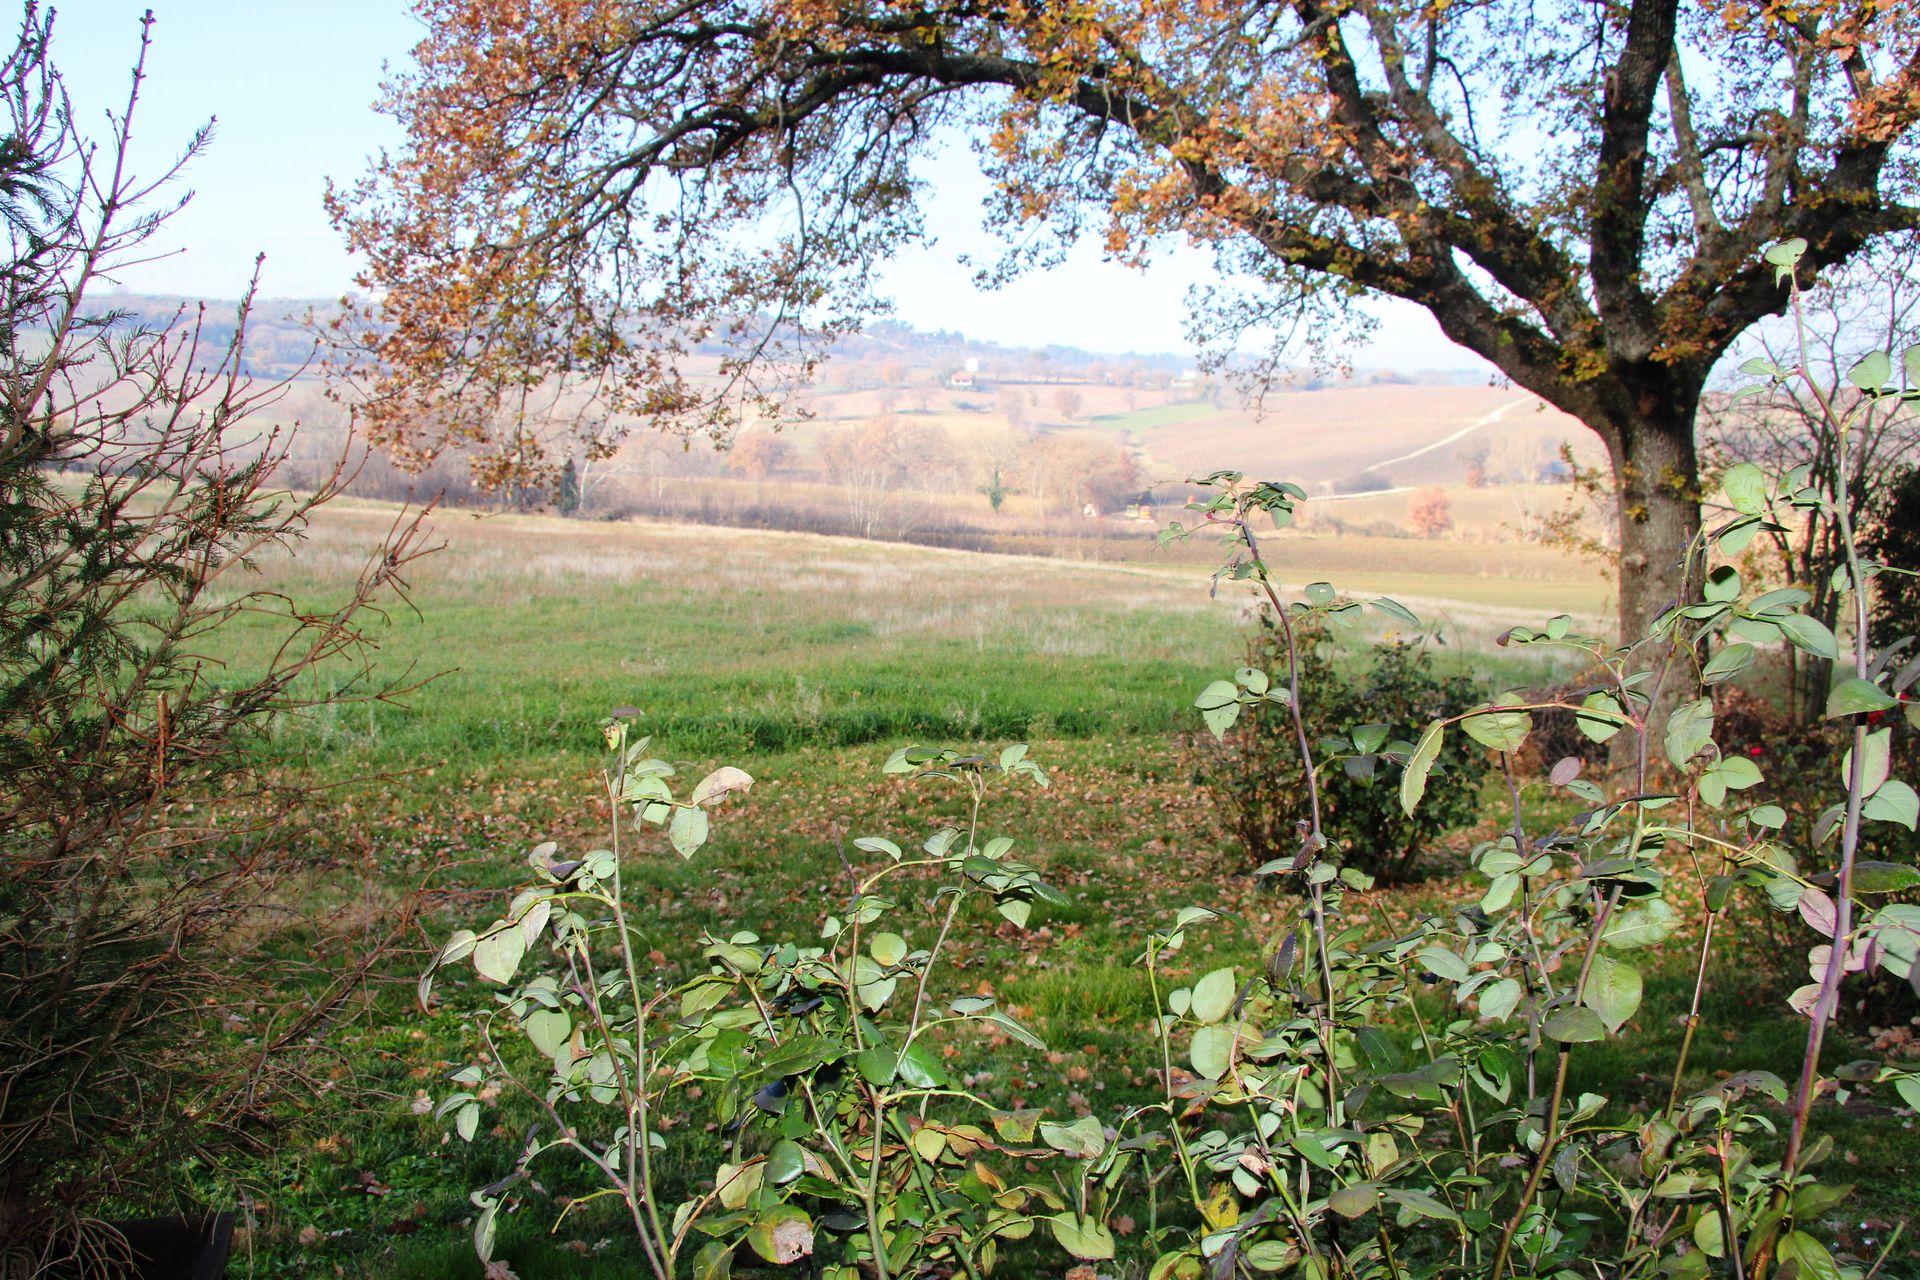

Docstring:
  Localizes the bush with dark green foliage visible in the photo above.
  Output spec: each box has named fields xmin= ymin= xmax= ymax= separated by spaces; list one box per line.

xmin=1200 ymin=613 xmax=1487 ymax=882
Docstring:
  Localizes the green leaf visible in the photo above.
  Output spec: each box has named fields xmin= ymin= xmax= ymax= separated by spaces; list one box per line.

xmin=1826 ymin=678 xmax=1897 ymax=718
xmin=1864 ymin=779 xmax=1919 ymax=831
xmin=1415 ymin=947 xmax=1469 ymax=983
xmin=1543 ymin=1006 xmax=1608 ymax=1043
xmin=896 ymin=1040 xmax=947 ymax=1088
xmin=1305 ymin=581 xmax=1336 ymax=606
xmin=855 ymin=1045 xmax=898 ymax=1087
xmin=1380 ymin=1187 xmax=1461 ymax=1224
xmin=1461 ymin=700 xmax=1533 ymax=753
xmin=670 ymin=804 xmax=710 ymax=857
xmin=1775 ymin=1230 xmax=1844 ymax=1280
xmin=1700 ymin=754 xmax=1763 ymax=808
xmin=524 ymin=1008 xmax=571 ymax=1061
xmin=1048 ymin=1213 xmax=1116 ymax=1261
xmin=868 ymin=931 xmax=908 ymax=967
xmin=1778 ymin=613 xmax=1840 ymax=660
xmin=472 ymin=927 xmax=525 ymax=986
xmin=1603 ymin=900 xmax=1677 ymax=949
xmin=1764 ymin=237 xmax=1807 ymax=265
xmin=455 ymin=1101 xmax=480 ymax=1142
xmin=1871 ymin=905 xmax=1920 ymax=979
xmin=1664 ymin=698 xmax=1716 ymax=769
xmin=1480 ymin=870 xmax=1520 ymax=914
xmin=765 ymin=1139 xmax=806 ymax=1185
xmin=1194 ymin=679 xmax=1239 ymax=710
xmin=1190 ymin=967 xmax=1238 ymax=1024
xmin=1693 ymin=1209 xmax=1725 ymax=1258
xmin=1765 ymin=237 xmax=1807 ymax=282
xmin=1583 ymin=955 xmax=1643 ymax=1033
xmin=1700 ymin=643 xmax=1756 ymax=685
xmin=854 ymin=835 xmax=902 ymax=861
xmin=1704 ymin=565 xmax=1742 ymax=603
xmin=1849 ymin=350 xmax=1893 ymax=392
xmin=1401 ymin=720 xmax=1444 ymax=816
xmin=1853 ymin=862 xmax=1920 ymax=893
xmin=1718 ymin=514 xmax=1763 ymax=553
xmin=1328 ymin=1183 xmax=1380 ymax=1218
xmin=1721 ymin=462 xmax=1768 ymax=515
xmin=1039 ymin=1114 xmax=1107 ymax=1159
xmin=1190 ymin=1023 xmax=1236 ymax=1079
xmin=1478 ymin=977 xmax=1523 ymax=1021
xmin=1202 ymin=701 xmax=1240 ymax=740
xmin=1845 ymin=727 xmax=1892 ymax=796
xmin=474 ymin=1200 xmax=498 ymax=1262
xmin=991 ymin=1108 xmax=1042 ymax=1142
xmin=1371 ymin=596 xmax=1421 ymax=626
xmin=987 ymin=1009 xmax=1047 ymax=1050
xmin=745 ymin=1204 xmax=814 ymax=1265
xmin=1576 ymin=691 xmax=1627 ymax=744
xmin=691 ymin=1240 xmax=732 ymax=1280
xmin=852 ymin=955 xmax=897 ymax=1011
xmin=715 ymin=1159 xmax=764 ymax=1211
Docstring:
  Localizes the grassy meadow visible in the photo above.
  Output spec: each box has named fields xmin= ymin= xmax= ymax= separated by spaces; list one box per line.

xmin=199 ymin=499 xmax=1916 ymax=1278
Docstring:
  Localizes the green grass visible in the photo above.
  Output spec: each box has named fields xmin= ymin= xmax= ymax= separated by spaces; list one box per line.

xmin=170 ymin=500 xmax=1916 ymax=1278
xmin=219 ymin=504 xmax=1580 ymax=775
xmin=213 ymin=505 xmax=1253 ymax=774
xmin=1092 ymin=401 xmax=1224 ymax=431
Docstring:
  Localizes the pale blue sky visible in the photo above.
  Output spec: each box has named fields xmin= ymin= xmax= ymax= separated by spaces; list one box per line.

xmin=60 ymin=1 xmax=1482 ymax=367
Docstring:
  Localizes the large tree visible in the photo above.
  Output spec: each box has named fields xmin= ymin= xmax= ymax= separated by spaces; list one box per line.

xmin=332 ymin=0 xmax=1920 ymax=640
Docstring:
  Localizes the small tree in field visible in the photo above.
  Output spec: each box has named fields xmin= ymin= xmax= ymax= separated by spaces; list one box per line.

xmin=1053 ymin=387 xmax=1084 ymax=422
xmin=1460 ymin=445 xmax=1490 ymax=489
xmin=1408 ymin=486 xmax=1454 ymax=538
xmin=980 ymin=466 xmax=1010 ymax=514
xmin=725 ymin=430 xmax=790 ymax=480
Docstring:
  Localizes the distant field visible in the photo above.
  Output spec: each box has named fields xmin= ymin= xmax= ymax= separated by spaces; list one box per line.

xmin=210 ymin=500 xmax=1595 ymax=778
xmin=1131 ymin=384 xmax=1608 ymax=490
xmin=1092 ymin=400 xmax=1223 ymax=431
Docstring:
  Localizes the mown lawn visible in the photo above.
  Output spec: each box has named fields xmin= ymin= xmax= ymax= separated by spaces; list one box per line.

xmin=190 ymin=501 xmax=1916 ymax=1277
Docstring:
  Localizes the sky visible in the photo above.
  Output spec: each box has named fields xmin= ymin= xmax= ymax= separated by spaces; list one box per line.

xmin=60 ymin=1 xmax=1487 ymax=370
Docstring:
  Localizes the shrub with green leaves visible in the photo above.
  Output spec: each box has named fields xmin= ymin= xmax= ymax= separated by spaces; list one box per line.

xmin=1197 ymin=614 xmax=1487 ymax=882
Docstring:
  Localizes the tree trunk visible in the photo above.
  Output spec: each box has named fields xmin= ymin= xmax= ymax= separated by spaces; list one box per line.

xmin=1609 ymin=411 xmax=1703 ymax=645
xmin=1603 ymin=404 xmax=1704 ymax=770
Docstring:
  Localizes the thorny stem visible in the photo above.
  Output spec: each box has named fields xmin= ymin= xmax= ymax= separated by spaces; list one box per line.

xmin=1235 ymin=505 xmax=1343 ymax=1118
xmin=905 ymin=776 xmax=985 ymax=1061
xmin=604 ymin=752 xmax=673 ymax=1269
xmin=1666 ymin=832 xmax=1729 ymax=1122
xmin=1777 ymin=270 xmax=1877 ymax=1203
